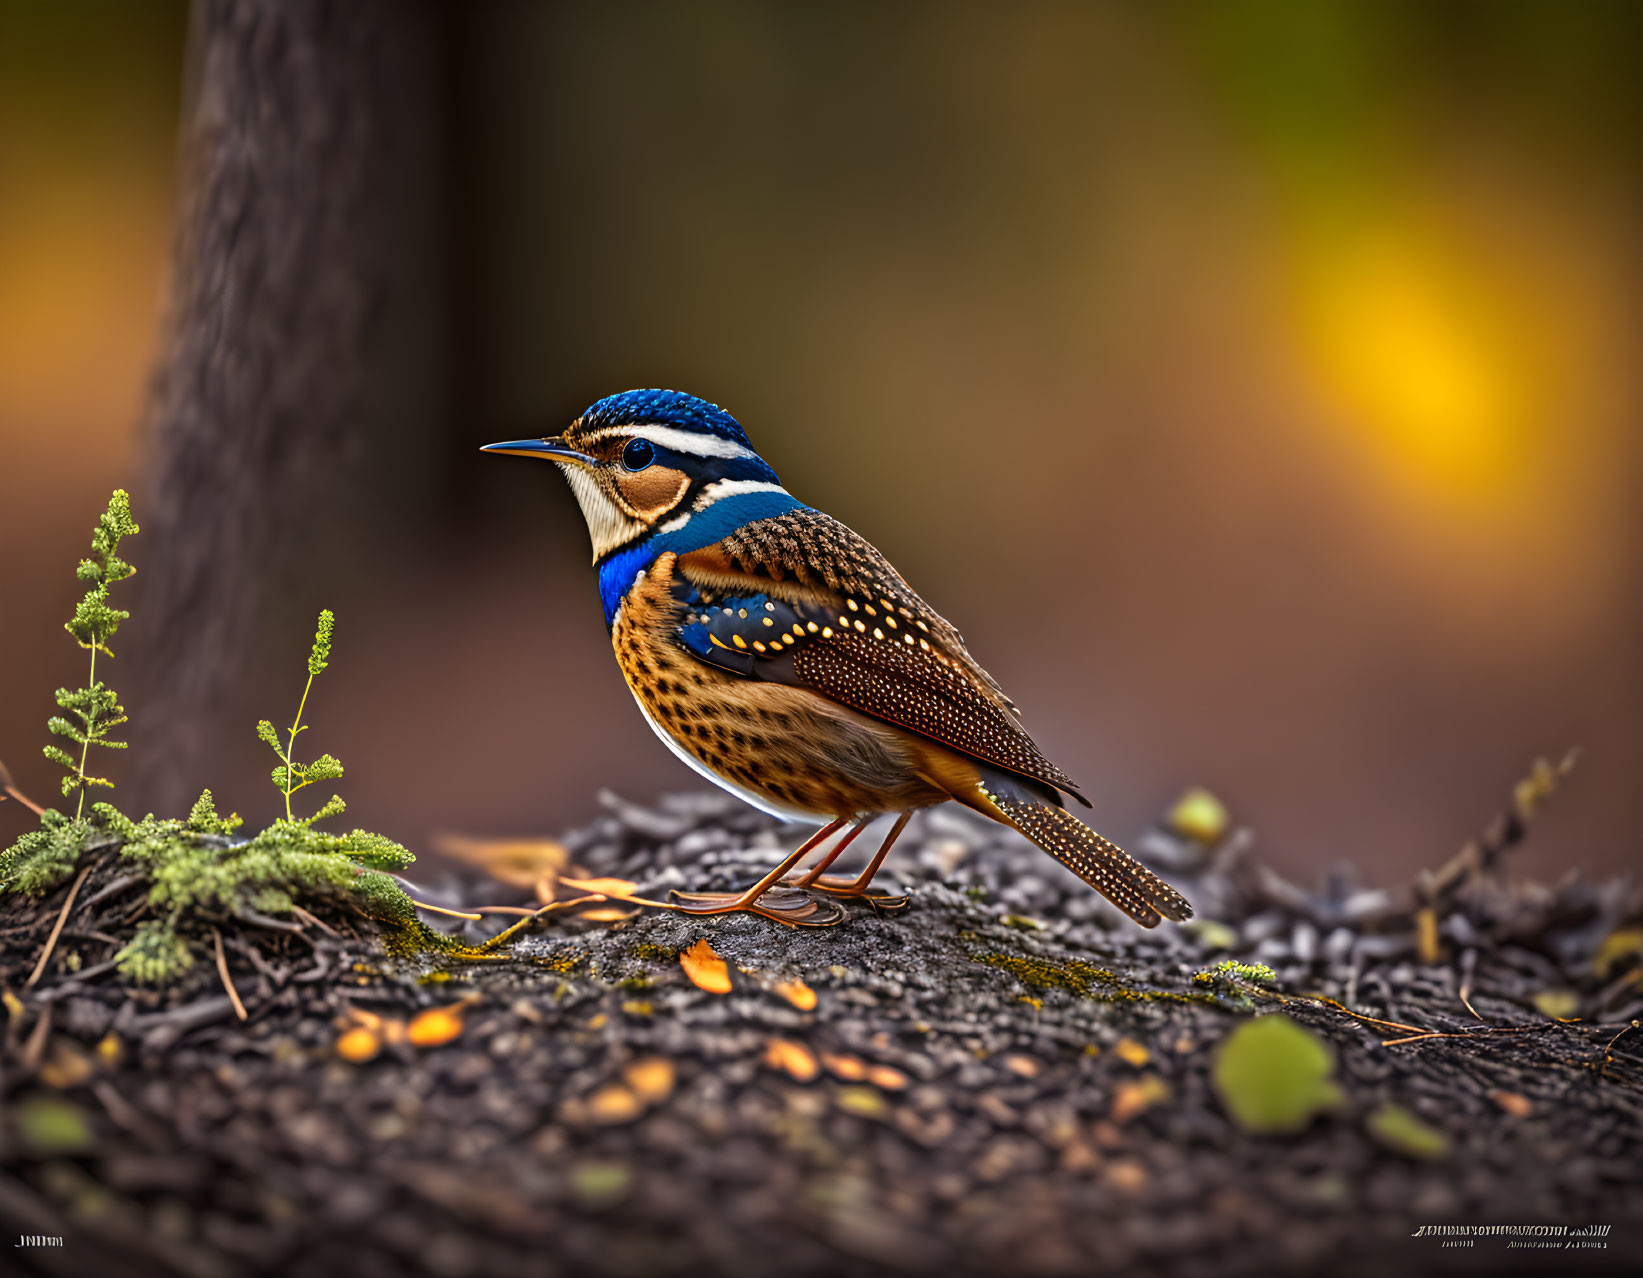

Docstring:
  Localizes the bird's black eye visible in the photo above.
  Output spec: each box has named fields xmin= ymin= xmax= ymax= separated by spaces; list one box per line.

xmin=621 ymin=438 xmax=655 ymax=471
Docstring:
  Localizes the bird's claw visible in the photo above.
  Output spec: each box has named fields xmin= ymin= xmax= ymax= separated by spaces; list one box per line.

xmin=668 ymin=884 xmax=846 ymax=927
xmin=783 ymin=873 xmax=910 ymax=911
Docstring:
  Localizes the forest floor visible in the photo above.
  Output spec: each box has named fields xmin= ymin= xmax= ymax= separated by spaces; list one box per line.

xmin=2 ymin=783 xmax=1641 ymax=1278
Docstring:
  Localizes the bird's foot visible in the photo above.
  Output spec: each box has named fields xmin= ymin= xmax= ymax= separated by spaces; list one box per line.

xmin=785 ymin=873 xmax=909 ymax=911
xmin=668 ymin=884 xmax=846 ymax=927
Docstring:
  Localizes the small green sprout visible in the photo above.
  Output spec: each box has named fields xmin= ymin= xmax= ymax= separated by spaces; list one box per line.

xmin=258 ymin=609 xmax=345 ymax=824
xmin=45 ymin=489 xmax=139 ymax=819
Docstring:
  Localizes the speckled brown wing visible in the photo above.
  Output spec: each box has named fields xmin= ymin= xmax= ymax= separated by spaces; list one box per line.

xmin=713 ymin=508 xmax=1019 ymax=710
xmin=675 ymin=508 xmax=1090 ymax=806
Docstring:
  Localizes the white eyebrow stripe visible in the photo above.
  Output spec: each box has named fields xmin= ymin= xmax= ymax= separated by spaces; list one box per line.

xmin=580 ymin=424 xmax=758 ymax=460
xmin=691 ymin=478 xmax=790 ymax=510
xmin=655 ymin=479 xmax=792 ymax=536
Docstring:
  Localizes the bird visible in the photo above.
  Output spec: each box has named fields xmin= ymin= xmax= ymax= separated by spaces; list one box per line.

xmin=482 ymin=390 xmax=1190 ymax=929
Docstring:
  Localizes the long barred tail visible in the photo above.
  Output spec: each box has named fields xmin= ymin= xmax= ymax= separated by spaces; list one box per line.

xmin=988 ymin=792 xmax=1192 ymax=928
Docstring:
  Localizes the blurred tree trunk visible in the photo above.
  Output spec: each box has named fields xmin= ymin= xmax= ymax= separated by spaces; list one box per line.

xmin=132 ymin=0 xmax=444 ymax=813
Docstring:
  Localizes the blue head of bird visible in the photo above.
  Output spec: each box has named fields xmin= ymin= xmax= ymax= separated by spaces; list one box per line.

xmin=483 ymin=390 xmax=804 ymax=623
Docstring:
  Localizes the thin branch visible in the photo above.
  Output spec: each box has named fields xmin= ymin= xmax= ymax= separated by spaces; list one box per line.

xmin=1600 ymin=1020 xmax=1639 ymax=1073
xmin=1457 ymin=947 xmax=1482 ymax=1022
xmin=1379 ymin=1023 xmax=1554 ymax=1048
xmin=212 ymin=926 xmax=248 ymax=1021
xmin=1311 ymin=995 xmax=1429 ymax=1037
xmin=0 ymin=758 xmax=46 ymax=817
xmin=472 ymin=894 xmax=621 ymax=953
xmin=19 ymin=1000 xmax=52 ymax=1072
xmin=289 ymin=903 xmax=339 ymax=936
xmin=235 ymin=908 xmax=305 ymax=934
xmin=409 ymin=899 xmax=482 ymax=921
xmin=78 ymin=873 xmax=143 ymax=913
xmin=25 ymin=865 xmax=92 ymax=988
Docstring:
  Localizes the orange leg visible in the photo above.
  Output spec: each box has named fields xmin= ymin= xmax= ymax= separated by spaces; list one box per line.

xmin=801 ymin=811 xmax=913 ymax=907
xmin=786 ymin=817 xmax=872 ymax=887
xmin=670 ymin=818 xmax=851 ymax=926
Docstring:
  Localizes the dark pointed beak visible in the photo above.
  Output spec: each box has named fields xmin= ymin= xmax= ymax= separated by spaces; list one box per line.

xmin=479 ymin=436 xmax=596 ymax=468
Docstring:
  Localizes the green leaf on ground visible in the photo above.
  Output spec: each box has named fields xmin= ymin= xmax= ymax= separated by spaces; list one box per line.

xmin=15 ymin=1095 xmax=95 ymax=1154
xmin=1366 ymin=1102 xmax=1450 ymax=1160
xmin=1213 ymin=1014 xmax=1343 ymax=1134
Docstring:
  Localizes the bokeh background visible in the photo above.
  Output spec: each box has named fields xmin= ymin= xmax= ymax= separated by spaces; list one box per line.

xmin=2 ymin=1 xmax=1638 ymax=886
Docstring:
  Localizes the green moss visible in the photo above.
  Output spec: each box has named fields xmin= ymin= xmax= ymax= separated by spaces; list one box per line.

xmin=115 ymin=920 xmax=197 ymax=985
xmin=969 ymin=948 xmax=1213 ymax=1006
xmin=533 ymin=948 xmax=586 ymax=974
xmin=186 ymin=789 xmax=242 ymax=836
xmin=1 ymin=793 xmax=459 ymax=986
xmin=628 ymin=942 xmax=675 ymax=963
xmin=111 ymin=803 xmax=416 ymax=925
xmin=1193 ymin=959 xmax=1277 ymax=986
xmin=0 ymin=811 xmax=94 ymax=895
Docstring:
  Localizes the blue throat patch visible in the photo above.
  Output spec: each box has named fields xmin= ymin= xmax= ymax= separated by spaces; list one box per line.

xmin=596 ymin=489 xmax=806 ymax=626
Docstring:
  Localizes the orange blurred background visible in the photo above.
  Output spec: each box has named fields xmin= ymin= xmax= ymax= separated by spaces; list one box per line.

xmin=2 ymin=2 xmax=1638 ymax=886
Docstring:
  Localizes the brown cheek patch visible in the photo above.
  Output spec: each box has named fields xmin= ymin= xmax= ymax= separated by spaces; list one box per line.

xmin=615 ymin=465 xmax=691 ymax=521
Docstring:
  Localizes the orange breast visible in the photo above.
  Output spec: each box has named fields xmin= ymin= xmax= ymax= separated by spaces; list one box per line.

xmin=609 ymin=552 xmax=948 ymax=820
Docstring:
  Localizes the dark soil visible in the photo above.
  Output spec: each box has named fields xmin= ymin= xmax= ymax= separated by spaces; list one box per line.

xmin=2 ymin=784 xmax=1640 ymax=1278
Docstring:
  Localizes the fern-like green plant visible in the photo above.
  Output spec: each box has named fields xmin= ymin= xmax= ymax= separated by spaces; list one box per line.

xmin=257 ymin=609 xmax=345 ymax=824
xmin=45 ymin=489 xmax=139 ymax=819
xmin=3 ymin=496 xmax=460 ymax=984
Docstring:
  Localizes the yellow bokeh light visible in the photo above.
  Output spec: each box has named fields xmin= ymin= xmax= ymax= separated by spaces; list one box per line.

xmin=1289 ymin=217 xmax=1541 ymax=507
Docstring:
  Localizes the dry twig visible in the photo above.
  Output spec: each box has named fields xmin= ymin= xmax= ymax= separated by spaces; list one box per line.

xmin=212 ymin=926 xmax=248 ymax=1020
xmin=25 ymin=864 xmax=92 ymax=988
xmin=289 ymin=903 xmax=340 ymax=936
xmin=0 ymin=757 xmax=46 ymax=817
xmin=409 ymin=899 xmax=482 ymax=921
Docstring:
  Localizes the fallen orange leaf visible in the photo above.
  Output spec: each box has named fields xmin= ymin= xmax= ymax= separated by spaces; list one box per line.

xmin=680 ymin=938 xmax=732 ymax=994
xmin=406 ymin=1006 xmax=466 ymax=1048
xmin=336 ymin=1027 xmax=382 ymax=1063
xmin=764 ymin=1038 xmax=820 ymax=1082
xmin=585 ymin=1084 xmax=643 ymax=1124
xmin=1111 ymin=1075 xmax=1171 ymax=1124
xmin=821 ymin=1052 xmax=867 ymax=1081
xmin=432 ymin=833 xmax=569 ymax=897
xmin=867 ymin=1064 xmax=909 ymax=1091
xmin=623 ymin=1057 xmax=676 ymax=1103
xmin=1490 ymin=1089 xmax=1532 ymax=1118
xmin=1114 ymin=1037 xmax=1150 ymax=1068
xmin=1106 ymin=1159 xmax=1150 ymax=1194
xmin=774 ymin=979 xmax=817 ymax=1011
